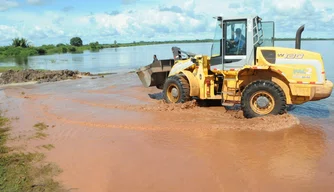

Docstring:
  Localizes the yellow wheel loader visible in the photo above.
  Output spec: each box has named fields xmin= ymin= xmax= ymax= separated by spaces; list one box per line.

xmin=136 ymin=15 xmax=333 ymax=118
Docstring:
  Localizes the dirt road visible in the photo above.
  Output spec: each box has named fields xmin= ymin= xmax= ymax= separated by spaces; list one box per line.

xmin=1 ymin=72 xmax=333 ymax=192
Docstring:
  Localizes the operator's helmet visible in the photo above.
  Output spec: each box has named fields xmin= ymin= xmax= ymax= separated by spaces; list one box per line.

xmin=235 ymin=28 xmax=241 ymax=34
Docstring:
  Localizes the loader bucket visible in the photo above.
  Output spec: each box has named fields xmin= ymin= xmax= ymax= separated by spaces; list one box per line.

xmin=136 ymin=59 xmax=174 ymax=89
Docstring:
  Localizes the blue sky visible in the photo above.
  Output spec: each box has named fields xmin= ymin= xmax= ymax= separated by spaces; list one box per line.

xmin=0 ymin=0 xmax=333 ymax=46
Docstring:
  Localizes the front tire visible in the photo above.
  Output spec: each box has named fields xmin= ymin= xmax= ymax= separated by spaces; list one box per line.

xmin=241 ymin=80 xmax=287 ymax=118
xmin=163 ymin=75 xmax=190 ymax=103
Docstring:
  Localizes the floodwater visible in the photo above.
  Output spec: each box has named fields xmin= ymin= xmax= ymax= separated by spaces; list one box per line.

xmin=0 ymin=41 xmax=334 ymax=191
xmin=0 ymin=43 xmax=213 ymax=73
xmin=0 ymin=72 xmax=333 ymax=192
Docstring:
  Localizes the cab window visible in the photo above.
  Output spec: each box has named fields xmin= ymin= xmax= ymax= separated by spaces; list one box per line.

xmin=225 ymin=20 xmax=247 ymax=55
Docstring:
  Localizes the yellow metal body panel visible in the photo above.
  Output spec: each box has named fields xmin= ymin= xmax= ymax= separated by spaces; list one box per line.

xmin=183 ymin=55 xmax=222 ymax=100
xmin=180 ymin=70 xmax=200 ymax=97
xmin=256 ymin=47 xmax=326 ymax=84
xmin=169 ymin=46 xmax=332 ymax=106
xmin=254 ymin=46 xmax=332 ymax=104
xmin=193 ymin=56 xmax=208 ymax=99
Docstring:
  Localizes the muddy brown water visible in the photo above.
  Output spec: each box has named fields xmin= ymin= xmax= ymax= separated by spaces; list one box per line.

xmin=1 ymin=73 xmax=334 ymax=192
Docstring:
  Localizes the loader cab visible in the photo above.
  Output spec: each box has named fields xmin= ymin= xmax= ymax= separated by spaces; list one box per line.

xmin=210 ymin=15 xmax=275 ymax=71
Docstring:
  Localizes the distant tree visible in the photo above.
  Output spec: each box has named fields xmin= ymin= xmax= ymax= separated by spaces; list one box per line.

xmin=89 ymin=41 xmax=100 ymax=50
xmin=35 ymin=48 xmax=46 ymax=55
xmin=12 ymin=37 xmax=30 ymax=48
xmin=70 ymin=37 xmax=83 ymax=46
xmin=114 ymin=40 xmax=117 ymax=45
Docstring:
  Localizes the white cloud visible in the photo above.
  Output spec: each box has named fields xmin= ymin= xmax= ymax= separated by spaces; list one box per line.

xmin=0 ymin=25 xmax=21 ymax=43
xmin=28 ymin=25 xmax=64 ymax=39
xmin=0 ymin=0 xmax=19 ymax=11
xmin=0 ymin=0 xmax=333 ymax=46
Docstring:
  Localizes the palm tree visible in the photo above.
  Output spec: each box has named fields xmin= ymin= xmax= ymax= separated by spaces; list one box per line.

xmin=12 ymin=37 xmax=31 ymax=48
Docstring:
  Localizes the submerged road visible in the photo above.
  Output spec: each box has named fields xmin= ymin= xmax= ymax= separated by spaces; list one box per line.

xmin=1 ymin=72 xmax=333 ymax=192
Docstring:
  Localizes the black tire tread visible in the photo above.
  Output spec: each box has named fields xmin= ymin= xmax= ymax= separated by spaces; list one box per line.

xmin=241 ymin=80 xmax=287 ymax=118
xmin=163 ymin=75 xmax=190 ymax=103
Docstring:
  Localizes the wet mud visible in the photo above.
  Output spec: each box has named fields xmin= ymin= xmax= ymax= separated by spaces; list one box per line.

xmin=1 ymin=72 xmax=333 ymax=192
xmin=0 ymin=69 xmax=89 ymax=84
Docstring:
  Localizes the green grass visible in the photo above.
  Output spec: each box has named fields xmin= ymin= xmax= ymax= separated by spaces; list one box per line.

xmin=0 ymin=66 xmax=24 ymax=73
xmin=41 ymin=144 xmax=55 ymax=151
xmin=0 ymin=66 xmax=48 ymax=73
xmin=0 ymin=44 xmax=86 ymax=59
xmin=33 ymin=122 xmax=48 ymax=131
xmin=0 ymin=113 xmax=67 ymax=192
xmin=30 ymin=122 xmax=49 ymax=140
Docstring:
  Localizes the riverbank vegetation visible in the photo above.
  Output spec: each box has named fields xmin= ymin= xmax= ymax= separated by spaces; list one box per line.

xmin=0 ymin=36 xmax=333 ymax=60
xmin=0 ymin=66 xmax=23 ymax=72
xmin=0 ymin=112 xmax=66 ymax=192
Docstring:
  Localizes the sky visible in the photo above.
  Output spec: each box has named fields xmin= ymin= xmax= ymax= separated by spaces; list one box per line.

xmin=0 ymin=0 xmax=333 ymax=46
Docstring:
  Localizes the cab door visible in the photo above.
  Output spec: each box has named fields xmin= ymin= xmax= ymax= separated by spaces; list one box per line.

xmin=259 ymin=21 xmax=275 ymax=47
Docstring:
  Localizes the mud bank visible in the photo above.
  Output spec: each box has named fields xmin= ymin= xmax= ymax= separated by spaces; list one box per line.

xmin=0 ymin=69 xmax=91 ymax=85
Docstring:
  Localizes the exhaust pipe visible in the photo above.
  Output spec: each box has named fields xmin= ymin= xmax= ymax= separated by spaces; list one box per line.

xmin=295 ymin=25 xmax=305 ymax=49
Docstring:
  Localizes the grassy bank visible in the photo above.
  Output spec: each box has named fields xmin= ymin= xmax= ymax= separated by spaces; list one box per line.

xmin=0 ymin=66 xmax=48 ymax=73
xmin=0 ymin=111 xmax=66 ymax=192
xmin=0 ymin=66 xmax=24 ymax=72
xmin=0 ymin=44 xmax=91 ymax=59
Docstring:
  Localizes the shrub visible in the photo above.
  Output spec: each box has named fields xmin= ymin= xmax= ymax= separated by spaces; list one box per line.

xmin=36 ymin=48 xmax=46 ymax=55
xmin=56 ymin=43 xmax=65 ymax=47
xmin=69 ymin=46 xmax=76 ymax=52
xmin=61 ymin=47 xmax=67 ymax=53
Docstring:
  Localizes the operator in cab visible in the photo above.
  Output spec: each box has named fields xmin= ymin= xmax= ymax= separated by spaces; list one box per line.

xmin=228 ymin=28 xmax=245 ymax=54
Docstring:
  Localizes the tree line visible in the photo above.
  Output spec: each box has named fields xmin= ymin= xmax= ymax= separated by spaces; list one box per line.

xmin=0 ymin=36 xmax=213 ymax=59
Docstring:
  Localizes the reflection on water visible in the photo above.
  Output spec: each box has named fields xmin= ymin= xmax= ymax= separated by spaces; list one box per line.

xmin=71 ymin=54 xmax=84 ymax=63
xmin=0 ymin=56 xmax=29 ymax=67
xmin=15 ymin=56 xmax=29 ymax=65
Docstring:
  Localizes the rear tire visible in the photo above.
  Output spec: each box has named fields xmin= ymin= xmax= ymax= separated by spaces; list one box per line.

xmin=163 ymin=75 xmax=190 ymax=103
xmin=241 ymin=80 xmax=287 ymax=118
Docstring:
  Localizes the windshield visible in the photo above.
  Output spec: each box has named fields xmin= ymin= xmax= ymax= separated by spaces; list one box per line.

xmin=211 ymin=19 xmax=222 ymax=58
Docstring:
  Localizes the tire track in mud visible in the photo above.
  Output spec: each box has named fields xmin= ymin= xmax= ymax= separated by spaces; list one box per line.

xmin=35 ymin=94 xmax=300 ymax=133
xmin=3 ymin=88 xmax=300 ymax=134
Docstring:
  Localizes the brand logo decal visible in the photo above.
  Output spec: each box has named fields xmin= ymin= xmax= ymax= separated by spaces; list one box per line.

xmin=277 ymin=53 xmax=304 ymax=59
